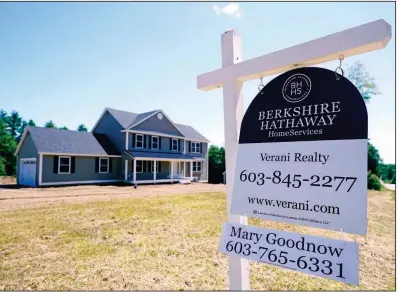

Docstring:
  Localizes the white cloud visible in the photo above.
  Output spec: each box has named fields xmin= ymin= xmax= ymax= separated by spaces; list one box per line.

xmin=213 ymin=3 xmax=241 ymax=18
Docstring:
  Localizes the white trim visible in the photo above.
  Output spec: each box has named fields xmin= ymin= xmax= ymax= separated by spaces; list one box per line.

xmin=127 ymin=110 xmax=186 ymax=137
xmin=39 ymin=154 xmax=43 ymax=186
xmin=124 ymin=160 xmax=128 ymax=181
xmin=151 ymin=136 xmax=159 ymax=150
xmin=121 ymin=130 xmax=209 ymax=143
xmin=136 ymin=160 xmax=143 ymax=173
xmin=132 ymin=157 xmax=193 ymax=162
xmin=153 ymin=160 xmax=157 ymax=181
xmin=14 ymin=128 xmax=29 ymax=156
xmin=134 ymin=179 xmax=180 ymax=185
xmin=99 ymin=157 xmax=109 ymax=173
xmin=58 ymin=156 xmax=71 ymax=174
xmin=40 ymin=152 xmax=121 ymax=158
xmin=20 ymin=158 xmax=36 ymax=161
xmin=135 ymin=134 xmax=144 ymax=149
xmin=125 ymin=132 xmax=128 ymax=150
xmin=191 ymin=142 xmax=200 ymax=153
xmin=172 ymin=138 xmax=178 ymax=151
xmin=40 ymin=179 xmax=120 ymax=186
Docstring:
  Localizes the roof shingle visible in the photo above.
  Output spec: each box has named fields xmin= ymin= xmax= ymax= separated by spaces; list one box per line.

xmin=27 ymin=127 xmax=120 ymax=156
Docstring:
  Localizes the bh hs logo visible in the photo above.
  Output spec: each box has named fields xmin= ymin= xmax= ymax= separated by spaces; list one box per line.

xmin=282 ymin=73 xmax=312 ymax=103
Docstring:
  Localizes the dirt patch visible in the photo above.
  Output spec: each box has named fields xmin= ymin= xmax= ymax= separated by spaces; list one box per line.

xmin=0 ymin=176 xmax=16 ymax=185
xmin=0 ymin=183 xmax=226 ymax=211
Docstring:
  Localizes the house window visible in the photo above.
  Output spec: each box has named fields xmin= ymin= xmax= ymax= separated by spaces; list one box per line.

xmin=172 ymin=139 xmax=178 ymax=151
xmin=58 ymin=156 xmax=71 ymax=174
xmin=99 ymin=158 xmax=109 ymax=173
xmin=136 ymin=134 xmax=144 ymax=148
xmin=136 ymin=160 xmax=143 ymax=173
xmin=152 ymin=136 xmax=159 ymax=150
xmin=150 ymin=161 xmax=161 ymax=173
xmin=192 ymin=161 xmax=202 ymax=172
xmin=191 ymin=142 xmax=200 ymax=153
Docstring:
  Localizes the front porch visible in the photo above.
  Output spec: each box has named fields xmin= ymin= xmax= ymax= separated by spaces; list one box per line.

xmin=124 ymin=158 xmax=196 ymax=185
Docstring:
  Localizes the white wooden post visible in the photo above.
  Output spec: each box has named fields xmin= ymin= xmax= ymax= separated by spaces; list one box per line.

xmin=171 ymin=161 xmax=174 ymax=182
xmin=133 ymin=159 xmax=136 ymax=183
xmin=221 ymin=30 xmax=250 ymax=290
xmin=184 ymin=161 xmax=186 ymax=178
xmin=125 ymin=160 xmax=128 ymax=181
xmin=190 ymin=161 xmax=193 ymax=180
xmin=197 ymin=19 xmax=391 ymax=291
xmin=153 ymin=160 xmax=157 ymax=182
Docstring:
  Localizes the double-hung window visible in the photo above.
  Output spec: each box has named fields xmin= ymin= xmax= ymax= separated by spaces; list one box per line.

xmin=136 ymin=134 xmax=144 ymax=148
xmin=191 ymin=142 xmax=200 ymax=153
xmin=172 ymin=139 xmax=178 ymax=151
xmin=99 ymin=158 xmax=109 ymax=173
xmin=152 ymin=136 xmax=159 ymax=150
xmin=58 ymin=156 xmax=71 ymax=174
xmin=136 ymin=160 xmax=143 ymax=173
xmin=192 ymin=161 xmax=202 ymax=172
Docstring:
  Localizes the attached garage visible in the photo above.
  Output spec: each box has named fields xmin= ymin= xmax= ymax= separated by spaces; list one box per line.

xmin=19 ymin=158 xmax=37 ymax=187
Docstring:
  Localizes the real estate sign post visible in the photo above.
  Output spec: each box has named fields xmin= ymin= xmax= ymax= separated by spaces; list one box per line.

xmin=197 ymin=19 xmax=391 ymax=290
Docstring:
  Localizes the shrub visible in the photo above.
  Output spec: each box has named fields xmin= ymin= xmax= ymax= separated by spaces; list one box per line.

xmin=368 ymin=172 xmax=382 ymax=190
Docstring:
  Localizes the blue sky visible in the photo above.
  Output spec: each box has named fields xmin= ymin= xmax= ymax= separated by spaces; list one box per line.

xmin=0 ymin=2 xmax=395 ymax=163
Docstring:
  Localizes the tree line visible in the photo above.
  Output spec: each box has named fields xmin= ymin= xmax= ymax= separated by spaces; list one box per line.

xmin=0 ymin=109 xmax=88 ymax=176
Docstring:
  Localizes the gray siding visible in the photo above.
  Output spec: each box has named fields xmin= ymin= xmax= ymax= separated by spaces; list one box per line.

xmin=132 ymin=115 xmax=184 ymax=137
xmin=92 ymin=111 xmax=125 ymax=154
xmin=41 ymin=155 xmax=122 ymax=184
xmin=17 ymin=133 xmax=39 ymax=186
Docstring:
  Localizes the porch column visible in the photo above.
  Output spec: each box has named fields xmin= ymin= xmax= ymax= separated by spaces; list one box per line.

xmin=171 ymin=161 xmax=174 ymax=182
xmin=190 ymin=160 xmax=193 ymax=180
xmin=133 ymin=159 xmax=136 ymax=182
xmin=184 ymin=161 xmax=186 ymax=177
xmin=125 ymin=160 xmax=128 ymax=181
xmin=153 ymin=160 xmax=156 ymax=182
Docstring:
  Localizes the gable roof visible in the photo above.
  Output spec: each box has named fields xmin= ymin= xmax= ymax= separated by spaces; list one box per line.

xmin=15 ymin=126 xmax=121 ymax=156
xmin=175 ymin=123 xmax=209 ymax=142
xmin=103 ymin=107 xmax=209 ymax=142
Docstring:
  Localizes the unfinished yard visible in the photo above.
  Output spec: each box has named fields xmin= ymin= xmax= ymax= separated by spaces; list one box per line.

xmin=0 ymin=179 xmax=395 ymax=290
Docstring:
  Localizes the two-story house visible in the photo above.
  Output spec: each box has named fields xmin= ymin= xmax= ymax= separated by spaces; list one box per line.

xmin=14 ymin=108 xmax=210 ymax=187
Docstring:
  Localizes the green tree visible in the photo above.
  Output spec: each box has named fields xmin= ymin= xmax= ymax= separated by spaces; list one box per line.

xmin=77 ymin=124 xmax=88 ymax=132
xmin=0 ymin=118 xmax=17 ymax=176
xmin=208 ymin=145 xmax=225 ymax=184
xmin=6 ymin=111 xmax=22 ymax=139
xmin=45 ymin=120 xmax=56 ymax=128
xmin=347 ymin=61 xmax=380 ymax=102
xmin=59 ymin=126 xmax=69 ymax=130
xmin=368 ymin=142 xmax=382 ymax=177
xmin=0 ymin=157 xmax=6 ymax=176
xmin=27 ymin=119 xmax=36 ymax=127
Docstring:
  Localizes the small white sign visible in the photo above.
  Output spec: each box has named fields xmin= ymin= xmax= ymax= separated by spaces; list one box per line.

xmin=231 ymin=139 xmax=368 ymax=235
xmin=219 ymin=222 xmax=359 ymax=286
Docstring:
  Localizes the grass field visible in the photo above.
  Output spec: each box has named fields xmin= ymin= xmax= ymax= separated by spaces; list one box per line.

xmin=0 ymin=189 xmax=395 ymax=290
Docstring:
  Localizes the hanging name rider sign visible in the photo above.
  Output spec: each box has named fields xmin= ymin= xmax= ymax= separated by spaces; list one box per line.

xmin=230 ymin=67 xmax=368 ymax=235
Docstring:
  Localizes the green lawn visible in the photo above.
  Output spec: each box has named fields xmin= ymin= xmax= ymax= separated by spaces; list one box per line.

xmin=0 ymin=190 xmax=395 ymax=290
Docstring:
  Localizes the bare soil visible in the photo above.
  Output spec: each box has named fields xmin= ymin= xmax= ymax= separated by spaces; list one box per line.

xmin=0 ymin=182 xmax=226 ymax=211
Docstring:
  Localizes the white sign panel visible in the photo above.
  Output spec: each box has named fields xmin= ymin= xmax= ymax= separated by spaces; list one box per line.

xmin=231 ymin=67 xmax=368 ymax=235
xmin=219 ymin=222 xmax=359 ymax=286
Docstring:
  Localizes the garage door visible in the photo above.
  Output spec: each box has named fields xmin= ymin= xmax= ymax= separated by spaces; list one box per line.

xmin=19 ymin=159 xmax=37 ymax=187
